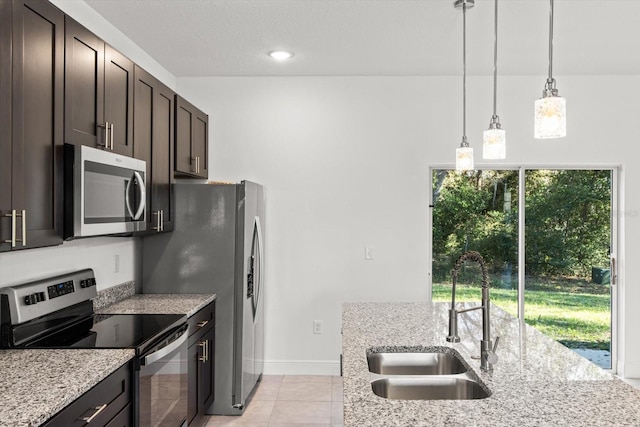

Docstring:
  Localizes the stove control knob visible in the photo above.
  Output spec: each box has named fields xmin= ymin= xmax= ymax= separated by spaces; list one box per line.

xmin=24 ymin=294 xmax=37 ymax=305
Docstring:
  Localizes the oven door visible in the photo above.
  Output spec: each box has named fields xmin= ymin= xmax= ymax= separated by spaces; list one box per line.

xmin=138 ymin=323 xmax=189 ymax=427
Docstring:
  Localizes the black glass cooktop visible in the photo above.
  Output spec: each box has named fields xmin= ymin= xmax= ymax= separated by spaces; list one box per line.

xmin=21 ymin=313 xmax=186 ymax=352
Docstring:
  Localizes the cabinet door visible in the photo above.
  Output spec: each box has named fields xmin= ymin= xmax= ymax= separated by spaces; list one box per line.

xmin=8 ymin=0 xmax=64 ymax=251
xmin=152 ymin=81 xmax=175 ymax=231
xmin=0 ymin=0 xmax=11 ymax=252
xmin=104 ymin=45 xmax=133 ymax=157
xmin=174 ymin=95 xmax=194 ymax=176
xmin=193 ymin=109 xmax=208 ymax=179
xmin=175 ymin=95 xmax=208 ymax=179
xmin=199 ymin=327 xmax=215 ymax=411
xmin=133 ymin=66 xmax=174 ymax=233
xmin=64 ymin=17 xmax=104 ymax=148
xmin=187 ymin=328 xmax=215 ymax=427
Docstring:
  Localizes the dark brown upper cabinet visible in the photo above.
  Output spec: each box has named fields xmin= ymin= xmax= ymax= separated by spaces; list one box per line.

xmin=133 ymin=66 xmax=175 ymax=233
xmin=1 ymin=0 xmax=64 ymax=252
xmin=175 ymin=95 xmax=208 ymax=179
xmin=64 ymin=17 xmax=134 ymax=157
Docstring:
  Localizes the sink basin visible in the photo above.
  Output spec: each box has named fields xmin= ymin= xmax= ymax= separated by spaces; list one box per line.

xmin=371 ymin=376 xmax=490 ymax=400
xmin=367 ymin=351 xmax=468 ymax=375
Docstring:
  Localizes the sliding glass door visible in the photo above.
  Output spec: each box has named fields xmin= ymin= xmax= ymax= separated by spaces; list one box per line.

xmin=431 ymin=168 xmax=617 ymax=371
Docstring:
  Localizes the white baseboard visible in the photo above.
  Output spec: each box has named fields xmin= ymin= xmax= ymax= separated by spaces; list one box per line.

xmin=263 ymin=359 xmax=341 ymax=376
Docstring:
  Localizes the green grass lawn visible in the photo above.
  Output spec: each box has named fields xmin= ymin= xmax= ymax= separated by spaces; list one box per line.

xmin=432 ymin=281 xmax=611 ymax=350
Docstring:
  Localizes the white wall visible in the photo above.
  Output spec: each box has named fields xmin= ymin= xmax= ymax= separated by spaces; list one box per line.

xmin=176 ymin=75 xmax=640 ymax=376
xmin=0 ymin=1 xmax=177 ymax=291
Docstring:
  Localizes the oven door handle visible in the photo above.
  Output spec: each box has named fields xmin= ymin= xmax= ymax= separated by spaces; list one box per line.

xmin=142 ymin=324 xmax=188 ymax=366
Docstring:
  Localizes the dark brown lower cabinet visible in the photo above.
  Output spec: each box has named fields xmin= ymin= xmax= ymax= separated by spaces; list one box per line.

xmin=42 ymin=362 xmax=132 ymax=427
xmin=187 ymin=301 xmax=216 ymax=426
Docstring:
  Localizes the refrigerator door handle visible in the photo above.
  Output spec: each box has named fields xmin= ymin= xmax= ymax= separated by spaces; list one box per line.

xmin=252 ymin=216 xmax=264 ymax=320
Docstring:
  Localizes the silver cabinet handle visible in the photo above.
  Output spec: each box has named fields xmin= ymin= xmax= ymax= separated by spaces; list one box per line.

xmin=3 ymin=210 xmax=26 ymax=248
xmin=197 ymin=320 xmax=208 ymax=328
xmin=80 ymin=403 xmax=108 ymax=423
xmin=143 ymin=325 xmax=188 ymax=366
xmin=152 ymin=211 xmax=161 ymax=231
xmin=99 ymin=122 xmax=110 ymax=149
xmin=110 ymin=123 xmax=114 ymax=150
xmin=20 ymin=209 xmax=25 ymax=246
xmin=4 ymin=210 xmax=16 ymax=247
xmin=152 ymin=210 xmax=165 ymax=232
xmin=198 ymin=340 xmax=207 ymax=362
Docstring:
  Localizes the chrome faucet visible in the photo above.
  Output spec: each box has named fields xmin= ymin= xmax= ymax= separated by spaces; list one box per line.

xmin=445 ymin=251 xmax=499 ymax=371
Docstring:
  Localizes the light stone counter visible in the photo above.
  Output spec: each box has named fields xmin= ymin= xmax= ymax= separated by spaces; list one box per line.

xmin=0 ymin=349 xmax=135 ymax=427
xmin=97 ymin=293 xmax=216 ymax=317
xmin=342 ymin=302 xmax=640 ymax=426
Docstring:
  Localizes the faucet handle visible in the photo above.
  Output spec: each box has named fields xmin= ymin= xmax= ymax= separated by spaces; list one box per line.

xmin=485 ymin=336 xmax=500 ymax=366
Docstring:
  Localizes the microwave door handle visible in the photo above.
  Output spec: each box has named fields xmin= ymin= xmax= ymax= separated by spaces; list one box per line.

xmin=142 ymin=326 xmax=188 ymax=366
xmin=125 ymin=176 xmax=135 ymax=219
xmin=132 ymin=171 xmax=146 ymax=220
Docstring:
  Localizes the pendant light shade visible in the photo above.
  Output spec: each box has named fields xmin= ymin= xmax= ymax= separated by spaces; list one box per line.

xmin=456 ymin=140 xmax=474 ymax=172
xmin=483 ymin=0 xmax=506 ymax=160
xmin=534 ymin=89 xmax=566 ymax=138
xmin=534 ymin=0 xmax=566 ymax=139
xmin=483 ymin=126 xmax=506 ymax=159
xmin=454 ymin=0 xmax=474 ymax=172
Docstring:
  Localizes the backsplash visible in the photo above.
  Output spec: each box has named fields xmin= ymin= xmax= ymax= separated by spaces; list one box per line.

xmin=0 ymin=237 xmax=138 ymax=291
xmin=93 ymin=281 xmax=136 ymax=311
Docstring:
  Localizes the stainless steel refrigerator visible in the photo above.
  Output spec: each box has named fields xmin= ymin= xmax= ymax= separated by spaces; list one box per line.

xmin=141 ymin=181 xmax=265 ymax=415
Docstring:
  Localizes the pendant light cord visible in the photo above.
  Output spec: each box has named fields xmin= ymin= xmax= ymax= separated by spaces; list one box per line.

xmin=462 ymin=2 xmax=467 ymax=143
xmin=492 ymin=0 xmax=498 ymax=119
xmin=548 ymin=0 xmax=554 ymax=82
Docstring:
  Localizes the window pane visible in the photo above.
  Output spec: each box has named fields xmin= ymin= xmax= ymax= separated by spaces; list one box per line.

xmin=431 ymin=170 xmax=519 ymax=316
xmin=524 ymin=169 xmax=612 ymax=369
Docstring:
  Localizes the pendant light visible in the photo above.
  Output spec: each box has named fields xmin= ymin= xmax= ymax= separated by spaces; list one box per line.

xmin=534 ymin=0 xmax=566 ymax=139
xmin=455 ymin=0 xmax=474 ymax=172
xmin=483 ymin=0 xmax=506 ymax=159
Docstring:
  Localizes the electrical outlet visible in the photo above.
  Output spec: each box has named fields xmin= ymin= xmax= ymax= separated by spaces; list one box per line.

xmin=114 ymin=254 xmax=120 ymax=273
xmin=313 ymin=320 xmax=323 ymax=334
xmin=365 ymin=246 xmax=374 ymax=260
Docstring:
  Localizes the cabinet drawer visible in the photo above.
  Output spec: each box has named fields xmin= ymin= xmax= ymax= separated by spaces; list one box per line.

xmin=105 ymin=403 xmax=132 ymax=427
xmin=188 ymin=301 xmax=215 ymax=344
xmin=42 ymin=362 xmax=132 ymax=427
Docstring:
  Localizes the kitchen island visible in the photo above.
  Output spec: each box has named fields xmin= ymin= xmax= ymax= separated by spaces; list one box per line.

xmin=342 ymin=302 xmax=640 ymax=426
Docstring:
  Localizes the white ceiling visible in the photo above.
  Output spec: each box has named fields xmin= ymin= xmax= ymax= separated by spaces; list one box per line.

xmin=83 ymin=0 xmax=640 ymax=77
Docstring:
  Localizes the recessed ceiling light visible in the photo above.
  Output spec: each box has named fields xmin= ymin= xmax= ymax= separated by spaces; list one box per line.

xmin=268 ymin=50 xmax=294 ymax=61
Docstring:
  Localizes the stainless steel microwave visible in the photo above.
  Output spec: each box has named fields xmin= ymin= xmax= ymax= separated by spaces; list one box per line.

xmin=64 ymin=144 xmax=147 ymax=238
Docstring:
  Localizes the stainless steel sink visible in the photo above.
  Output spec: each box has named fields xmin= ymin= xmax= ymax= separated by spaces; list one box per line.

xmin=366 ymin=347 xmax=490 ymax=400
xmin=370 ymin=376 xmax=490 ymax=400
xmin=367 ymin=351 xmax=468 ymax=375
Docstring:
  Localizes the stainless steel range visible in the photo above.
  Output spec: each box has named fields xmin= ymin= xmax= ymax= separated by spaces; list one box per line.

xmin=0 ymin=269 xmax=188 ymax=427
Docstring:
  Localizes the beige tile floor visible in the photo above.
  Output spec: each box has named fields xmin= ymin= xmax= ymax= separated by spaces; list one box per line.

xmin=205 ymin=375 xmax=344 ymax=427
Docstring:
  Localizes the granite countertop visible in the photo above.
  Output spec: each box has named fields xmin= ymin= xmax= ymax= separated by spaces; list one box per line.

xmin=342 ymin=302 xmax=640 ymax=426
xmin=0 ymin=349 xmax=135 ymax=427
xmin=97 ymin=293 xmax=216 ymax=317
